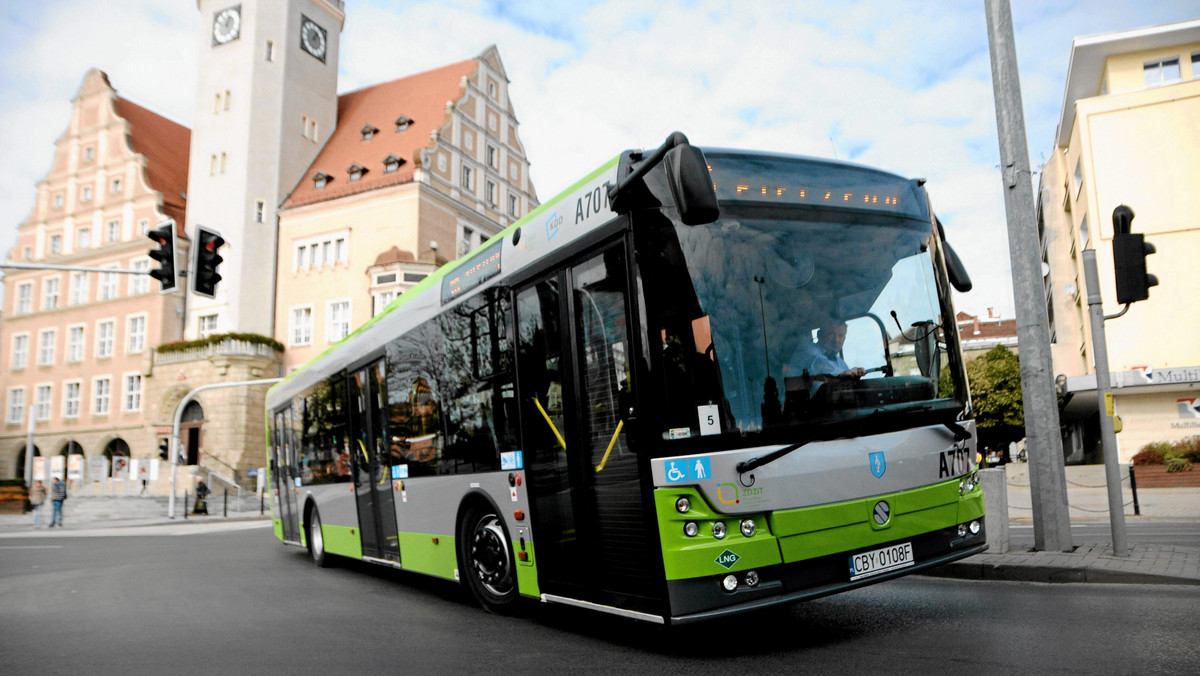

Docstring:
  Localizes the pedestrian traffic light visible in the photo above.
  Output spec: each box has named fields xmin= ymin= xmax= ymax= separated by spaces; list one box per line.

xmin=158 ymin=438 xmax=170 ymax=460
xmin=1111 ymin=205 xmax=1158 ymax=305
xmin=146 ymin=221 xmax=177 ymax=292
xmin=192 ymin=225 xmax=225 ymax=299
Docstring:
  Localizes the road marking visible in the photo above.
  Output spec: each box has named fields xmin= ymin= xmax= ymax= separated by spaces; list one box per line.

xmin=0 ymin=520 xmax=271 ymax=539
xmin=0 ymin=545 xmax=64 ymax=549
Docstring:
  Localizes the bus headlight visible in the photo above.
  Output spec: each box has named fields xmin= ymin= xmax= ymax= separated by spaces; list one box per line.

xmin=969 ymin=520 xmax=981 ymax=535
xmin=683 ymin=521 xmax=699 ymax=537
xmin=960 ymin=475 xmax=978 ymax=495
xmin=675 ymin=497 xmax=690 ymax=513
xmin=712 ymin=522 xmax=727 ymax=539
xmin=744 ymin=570 xmax=760 ymax=587
xmin=740 ymin=519 xmax=756 ymax=537
xmin=721 ymin=574 xmax=738 ymax=592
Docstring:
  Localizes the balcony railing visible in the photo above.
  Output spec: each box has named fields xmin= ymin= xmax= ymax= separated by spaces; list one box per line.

xmin=154 ymin=338 xmax=280 ymax=365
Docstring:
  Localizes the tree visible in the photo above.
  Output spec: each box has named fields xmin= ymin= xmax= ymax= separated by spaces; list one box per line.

xmin=963 ymin=345 xmax=1026 ymax=452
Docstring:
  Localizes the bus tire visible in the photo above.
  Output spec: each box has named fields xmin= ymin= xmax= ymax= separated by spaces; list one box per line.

xmin=307 ymin=505 xmax=332 ymax=568
xmin=458 ymin=504 xmax=519 ymax=614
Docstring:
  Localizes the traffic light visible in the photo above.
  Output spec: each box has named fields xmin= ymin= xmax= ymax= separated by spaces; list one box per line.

xmin=192 ymin=226 xmax=225 ymax=299
xmin=146 ymin=221 xmax=177 ymax=292
xmin=1111 ymin=205 xmax=1158 ymax=305
xmin=158 ymin=438 xmax=170 ymax=460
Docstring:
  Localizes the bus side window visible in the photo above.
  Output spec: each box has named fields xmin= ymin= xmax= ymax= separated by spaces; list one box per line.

xmin=384 ymin=325 xmax=443 ymax=478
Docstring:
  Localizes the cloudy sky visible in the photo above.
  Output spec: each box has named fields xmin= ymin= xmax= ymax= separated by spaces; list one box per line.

xmin=1 ymin=0 xmax=1196 ymax=317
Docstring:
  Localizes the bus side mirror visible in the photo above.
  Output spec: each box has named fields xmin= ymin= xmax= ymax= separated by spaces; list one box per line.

xmin=665 ymin=144 xmax=719 ymax=225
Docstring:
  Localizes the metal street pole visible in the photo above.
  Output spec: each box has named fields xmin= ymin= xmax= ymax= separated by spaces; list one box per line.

xmin=984 ymin=0 xmax=1072 ymax=551
xmin=1082 ymin=249 xmax=1130 ymax=556
xmin=168 ymin=378 xmax=282 ymax=518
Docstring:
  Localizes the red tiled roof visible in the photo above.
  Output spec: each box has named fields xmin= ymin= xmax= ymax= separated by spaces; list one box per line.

xmin=956 ymin=312 xmax=1018 ymax=340
xmin=115 ymin=97 xmax=191 ymax=236
xmin=283 ymin=58 xmax=476 ymax=209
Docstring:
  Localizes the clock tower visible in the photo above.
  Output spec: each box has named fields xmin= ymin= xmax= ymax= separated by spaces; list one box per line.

xmin=185 ymin=0 xmax=344 ymax=339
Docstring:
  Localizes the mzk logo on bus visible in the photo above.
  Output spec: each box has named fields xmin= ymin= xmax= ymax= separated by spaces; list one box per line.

xmin=869 ymin=452 xmax=886 ymax=478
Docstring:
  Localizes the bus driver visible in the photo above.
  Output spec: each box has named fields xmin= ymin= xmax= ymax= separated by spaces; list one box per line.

xmin=789 ymin=318 xmax=866 ymax=380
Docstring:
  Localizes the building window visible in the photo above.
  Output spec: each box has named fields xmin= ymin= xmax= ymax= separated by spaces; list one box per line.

xmin=210 ymin=154 xmax=218 ymax=175
xmin=373 ymin=290 xmax=397 ymax=317
xmin=107 ymin=220 xmax=121 ymax=243
xmin=486 ymin=144 xmax=498 ymax=169
xmin=7 ymin=388 xmax=25 ymax=424
xmin=487 ymin=80 xmax=497 ymax=99
xmin=64 ymin=382 xmax=81 ymax=419
xmin=138 ymin=219 xmax=149 ymax=236
xmin=255 ymin=200 xmax=265 ymax=223
xmin=1079 ymin=214 xmax=1090 ymax=249
xmin=348 ymin=163 xmax=366 ymax=182
xmin=198 ymin=314 xmax=219 ymax=339
xmin=326 ymin=300 xmax=351 ymax=343
xmin=1193 ymin=52 xmax=1200 ymax=79
xmin=458 ymin=224 xmax=483 ymax=258
xmin=81 ymin=186 xmax=92 ymax=203
xmin=11 ymin=335 xmax=28 ymax=370
xmin=313 ymin=172 xmax=330 ymax=190
xmin=97 ymin=320 xmax=115 ymax=359
xmin=42 ymin=278 xmax=60 ymax=310
xmin=395 ymin=115 xmax=412 ymax=132
xmin=84 ymin=146 xmax=95 ymax=162
xmin=295 ymin=245 xmax=307 ymax=270
xmin=93 ymin=377 xmax=111 ymax=416
xmin=67 ymin=325 xmax=84 ymax=363
xmin=509 ymin=194 xmax=519 ymax=217
xmin=383 ymin=154 xmax=402 ymax=173
xmin=266 ymin=40 xmax=274 ymax=62
xmin=16 ymin=282 xmax=33 ymax=315
xmin=461 ymin=165 xmax=473 ymax=191
xmin=49 ymin=234 xmax=62 ymax=255
xmin=127 ymin=315 xmax=146 ymax=353
xmin=1144 ymin=57 xmax=1181 ymax=87
xmin=1073 ymin=159 xmax=1083 ymax=199
xmin=129 ymin=259 xmax=150 ymax=295
xmin=77 ymin=227 xmax=91 ymax=249
xmin=486 ymin=180 xmax=497 ymax=207
xmin=111 ymin=177 xmax=122 ymax=194
xmin=290 ymin=306 xmax=313 ymax=346
xmin=361 ymin=125 xmax=378 ymax=141
xmin=35 ymin=385 xmax=52 ymax=422
xmin=70 ymin=271 xmax=87 ymax=304
xmin=54 ymin=194 xmax=64 ymax=209
xmin=124 ymin=374 xmax=143 ymax=412
xmin=38 ymin=329 xmax=56 ymax=366
xmin=336 ymin=237 xmax=347 ymax=263
xmin=99 ymin=267 xmax=119 ymax=301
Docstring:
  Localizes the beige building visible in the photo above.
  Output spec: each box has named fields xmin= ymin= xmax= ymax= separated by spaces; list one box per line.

xmin=274 ymin=47 xmax=538 ymax=372
xmin=1039 ymin=19 xmax=1200 ymax=463
xmin=0 ymin=70 xmax=190 ymax=480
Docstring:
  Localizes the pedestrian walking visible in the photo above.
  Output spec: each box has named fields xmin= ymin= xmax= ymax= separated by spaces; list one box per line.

xmin=193 ymin=477 xmax=210 ymax=515
xmin=49 ymin=476 xmax=67 ymax=528
xmin=29 ymin=480 xmax=46 ymax=529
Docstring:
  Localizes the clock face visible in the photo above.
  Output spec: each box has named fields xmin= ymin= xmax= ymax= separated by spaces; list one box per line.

xmin=300 ymin=17 xmax=327 ymax=61
xmin=212 ymin=6 xmax=241 ymax=46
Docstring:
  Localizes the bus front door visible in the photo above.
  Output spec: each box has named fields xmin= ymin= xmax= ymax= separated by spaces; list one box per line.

xmin=349 ymin=362 xmax=400 ymax=562
xmin=518 ymin=241 xmax=662 ymax=607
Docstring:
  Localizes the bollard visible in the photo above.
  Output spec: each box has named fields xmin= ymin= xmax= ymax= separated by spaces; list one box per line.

xmin=979 ymin=467 xmax=1010 ymax=554
xmin=1128 ymin=464 xmax=1140 ymax=516
xmin=223 ymin=488 xmax=228 ymax=518
xmin=184 ymin=491 xmax=188 ymax=520
xmin=260 ymin=491 xmax=265 ymax=515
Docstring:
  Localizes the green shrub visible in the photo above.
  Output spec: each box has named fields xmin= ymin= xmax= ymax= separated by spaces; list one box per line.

xmin=156 ymin=332 xmax=284 ymax=354
xmin=1171 ymin=436 xmax=1200 ymax=464
xmin=1165 ymin=456 xmax=1193 ymax=473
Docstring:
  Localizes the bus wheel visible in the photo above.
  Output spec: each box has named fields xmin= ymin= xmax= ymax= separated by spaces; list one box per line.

xmin=459 ymin=506 xmax=518 ymax=613
xmin=308 ymin=506 xmax=331 ymax=568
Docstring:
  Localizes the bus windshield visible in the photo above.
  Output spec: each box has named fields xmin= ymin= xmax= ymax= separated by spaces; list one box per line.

xmin=640 ymin=197 xmax=961 ymax=443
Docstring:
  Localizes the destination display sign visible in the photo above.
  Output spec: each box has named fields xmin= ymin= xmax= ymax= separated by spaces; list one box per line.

xmin=442 ymin=239 xmax=502 ymax=303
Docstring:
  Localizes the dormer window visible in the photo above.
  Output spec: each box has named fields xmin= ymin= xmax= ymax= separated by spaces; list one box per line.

xmin=347 ymin=163 xmax=367 ymax=182
xmin=312 ymin=172 xmax=332 ymax=190
xmin=361 ymin=124 xmax=379 ymax=141
xmin=395 ymin=115 xmax=413 ymax=132
xmin=383 ymin=154 xmax=404 ymax=174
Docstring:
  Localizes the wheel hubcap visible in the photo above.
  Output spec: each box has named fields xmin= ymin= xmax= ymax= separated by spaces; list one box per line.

xmin=311 ymin=513 xmax=323 ymax=557
xmin=470 ymin=515 xmax=512 ymax=596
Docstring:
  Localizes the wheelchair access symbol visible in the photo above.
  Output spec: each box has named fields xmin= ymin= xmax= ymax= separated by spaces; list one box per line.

xmin=664 ymin=457 xmax=711 ymax=484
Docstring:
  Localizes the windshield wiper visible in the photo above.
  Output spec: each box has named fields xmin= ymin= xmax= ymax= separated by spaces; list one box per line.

xmin=735 ymin=400 xmax=969 ymax=475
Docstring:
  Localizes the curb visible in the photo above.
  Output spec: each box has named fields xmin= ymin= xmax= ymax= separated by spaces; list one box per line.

xmin=922 ymin=559 xmax=1200 ymax=586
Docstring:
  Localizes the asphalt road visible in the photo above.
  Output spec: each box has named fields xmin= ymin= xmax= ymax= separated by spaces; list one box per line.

xmin=2 ymin=524 xmax=1198 ymax=674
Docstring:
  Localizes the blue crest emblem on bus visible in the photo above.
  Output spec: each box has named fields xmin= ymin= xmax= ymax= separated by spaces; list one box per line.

xmin=869 ymin=452 xmax=886 ymax=478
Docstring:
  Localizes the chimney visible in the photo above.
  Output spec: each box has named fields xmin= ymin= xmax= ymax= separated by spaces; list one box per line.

xmin=988 ymin=307 xmax=999 ymax=320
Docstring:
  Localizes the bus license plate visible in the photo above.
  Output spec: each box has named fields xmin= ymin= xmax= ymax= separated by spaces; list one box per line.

xmin=848 ymin=542 xmax=914 ymax=581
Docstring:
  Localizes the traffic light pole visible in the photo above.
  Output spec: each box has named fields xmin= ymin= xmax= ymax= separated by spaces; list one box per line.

xmin=168 ymin=378 xmax=282 ymax=519
xmin=1082 ymin=249 xmax=1130 ymax=556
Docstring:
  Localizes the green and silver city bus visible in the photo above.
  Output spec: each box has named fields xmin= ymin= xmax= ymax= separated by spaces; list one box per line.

xmin=266 ymin=132 xmax=985 ymax=624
